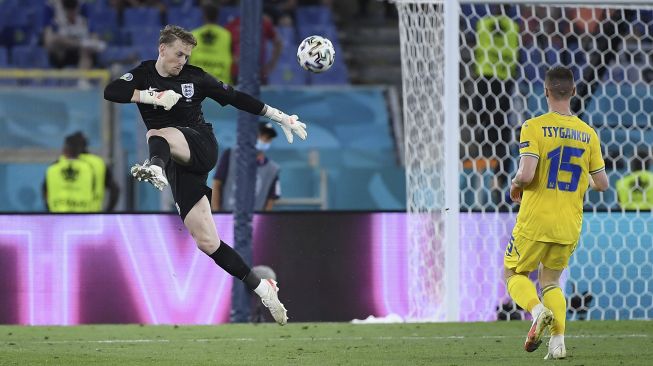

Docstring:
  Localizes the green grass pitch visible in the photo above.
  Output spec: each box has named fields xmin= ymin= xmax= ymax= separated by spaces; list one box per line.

xmin=1 ymin=321 xmax=651 ymax=365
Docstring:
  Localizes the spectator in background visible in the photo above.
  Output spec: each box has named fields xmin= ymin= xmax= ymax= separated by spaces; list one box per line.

xmin=43 ymin=133 xmax=96 ymax=212
xmin=212 ymin=122 xmax=281 ymax=212
xmin=69 ymin=131 xmax=121 ymax=212
xmin=616 ymin=151 xmax=653 ymax=210
xmin=226 ymin=14 xmax=283 ymax=85
xmin=472 ymin=4 xmax=519 ymax=205
xmin=189 ymin=3 xmax=233 ymax=84
xmin=43 ymin=0 xmax=106 ymax=71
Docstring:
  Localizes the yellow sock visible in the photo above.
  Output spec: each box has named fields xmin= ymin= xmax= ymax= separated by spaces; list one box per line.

xmin=542 ymin=285 xmax=566 ymax=335
xmin=506 ymin=274 xmax=541 ymax=313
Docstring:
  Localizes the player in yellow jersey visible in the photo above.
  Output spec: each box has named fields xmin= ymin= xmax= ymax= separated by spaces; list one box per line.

xmin=504 ymin=66 xmax=609 ymax=359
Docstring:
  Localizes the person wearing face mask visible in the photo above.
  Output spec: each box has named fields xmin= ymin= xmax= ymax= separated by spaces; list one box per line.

xmin=212 ymin=122 xmax=281 ymax=212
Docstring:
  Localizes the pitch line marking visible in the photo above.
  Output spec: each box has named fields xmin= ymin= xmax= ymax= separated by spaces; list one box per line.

xmin=31 ymin=334 xmax=650 ymax=344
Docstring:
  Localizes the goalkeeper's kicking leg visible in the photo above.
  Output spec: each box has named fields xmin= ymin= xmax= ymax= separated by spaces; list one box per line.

xmin=184 ymin=197 xmax=288 ymax=325
xmin=132 ymin=127 xmax=288 ymax=325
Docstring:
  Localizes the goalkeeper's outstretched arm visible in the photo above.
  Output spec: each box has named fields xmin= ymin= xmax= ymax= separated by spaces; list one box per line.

xmin=202 ymin=73 xmax=308 ymax=144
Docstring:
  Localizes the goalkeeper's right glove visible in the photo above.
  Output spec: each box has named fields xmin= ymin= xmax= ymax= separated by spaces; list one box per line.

xmin=139 ymin=89 xmax=181 ymax=111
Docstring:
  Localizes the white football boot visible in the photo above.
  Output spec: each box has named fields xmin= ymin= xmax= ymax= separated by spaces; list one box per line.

xmin=259 ymin=279 xmax=288 ymax=326
xmin=131 ymin=160 xmax=168 ymax=191
xmin=544 ymin=335 xmax=567 ymax=360
xmin=524 ymin=304 xmax=554 ymax=352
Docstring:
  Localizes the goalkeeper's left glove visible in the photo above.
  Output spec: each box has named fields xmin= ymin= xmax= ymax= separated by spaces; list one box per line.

xmin=263 ymin=105 xmax=307 ymax=143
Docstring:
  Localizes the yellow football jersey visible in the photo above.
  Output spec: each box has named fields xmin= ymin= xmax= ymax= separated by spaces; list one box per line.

xmin=513 ymin=112 xmax=605 ymax=244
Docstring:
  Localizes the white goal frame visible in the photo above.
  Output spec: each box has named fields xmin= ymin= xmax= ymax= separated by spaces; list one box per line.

xmin=394 ymin=0 xmax=653 ymax=321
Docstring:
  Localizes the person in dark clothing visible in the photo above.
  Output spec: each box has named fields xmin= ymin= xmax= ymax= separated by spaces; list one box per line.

xmin=103 ymin=24 xmax=307 ymax=325
xmin=212 ymin=122 xmax=281 ymax=212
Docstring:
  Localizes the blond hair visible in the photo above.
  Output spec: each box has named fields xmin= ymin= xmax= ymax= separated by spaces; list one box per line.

xmin=159 ymin=25 xmax=197 ymax=47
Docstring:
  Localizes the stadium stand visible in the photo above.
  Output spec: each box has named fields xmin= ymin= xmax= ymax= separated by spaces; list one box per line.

xmin=0 ymin=46 xmax=7 ymax=66
xmin=11 ymin=45 xmax=49 ymax=68
xmin=167 ymin=6 xmax=203 ymax=31
xmin=123 ymin=7 xmax=161 ymax=30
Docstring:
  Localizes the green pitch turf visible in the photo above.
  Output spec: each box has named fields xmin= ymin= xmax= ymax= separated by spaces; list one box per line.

xmin=1 ymin=321 xmax=650 ymax=365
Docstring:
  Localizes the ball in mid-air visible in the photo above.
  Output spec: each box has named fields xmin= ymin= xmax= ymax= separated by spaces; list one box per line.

xmin=297 ymin=35 xmax=335 ymax=73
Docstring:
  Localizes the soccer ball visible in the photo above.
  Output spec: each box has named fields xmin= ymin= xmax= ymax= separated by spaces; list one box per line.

xmin=297 ymin=35 xmax=335 ymax=73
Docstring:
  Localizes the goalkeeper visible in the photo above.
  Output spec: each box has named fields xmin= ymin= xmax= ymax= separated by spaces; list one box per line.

xmin=504 ymin=66 xmax=608 ymax=359
xmin=104 ymin=25 xmax=306 ymax=326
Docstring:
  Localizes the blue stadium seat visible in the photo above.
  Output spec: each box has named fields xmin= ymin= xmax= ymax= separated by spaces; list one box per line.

xmin=0 ymin=46 xmax=7 ymax=67
xmin=88 ymin=8 xmax=121 ymax=45
xmin=309 ymin=59 xmax=348 ymax=85
xmin=10 ymin=45 xmax=49 ymax=68
xmin=0 ymin=1 xmax=30 ymax=27
xmin=2 ymin=25 xmax=39 ymax=47
xmin=267 ymin=26 xmax=308 ymax=86
xmin=268 ymin=58 xmax=309 ymax=86
xmin=98 ymin=45 xmax=140 ymax=67
xmin=127 ymin=27 xmax=160 ymax=58
xmin=295 ymin=6 xmax=333 ymax=26
xmin=297 ymin=24 xmax=338 ymax=43
xmin=276 ymin=25 xmax=296 ymax=44
xmin=219 ymin=6 xmax=240 ymax=26
xmin=123 ymin=7 xmax=161 ymax=29
xmin=88 ymin=7 xmax=119 ymax=38
xmin=161 ymin=0 xmax=190 ymax=9
xmin=167 ymin=6 xmax=202 ymax=31
xmin=81 ymin=0 xmax=111 ymax=12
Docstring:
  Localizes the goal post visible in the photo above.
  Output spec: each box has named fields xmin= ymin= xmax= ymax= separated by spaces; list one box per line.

xmin=393 ymin=0 xmax=460 ymax=321
xmin=394 ymin=0 xmax=653 ymax=321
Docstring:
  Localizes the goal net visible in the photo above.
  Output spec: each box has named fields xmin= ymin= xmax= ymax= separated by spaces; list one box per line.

xmin=396 ymin=0 xmax=653 ymax=321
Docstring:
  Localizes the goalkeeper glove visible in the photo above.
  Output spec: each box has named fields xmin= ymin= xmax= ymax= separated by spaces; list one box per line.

xmin=139 ymin=89 xmax=181 ymax=111
xmin=263 ymin=105 xmax=307 ymax=143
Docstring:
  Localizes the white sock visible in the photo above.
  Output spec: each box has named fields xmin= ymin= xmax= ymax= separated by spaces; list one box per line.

xmin=253 ymin=279 xmax=269 ymax=297
xmin=550 ymin=334 xmax=565 ymax=346
xmin=531 ymin=303 xmax=544 ymax=319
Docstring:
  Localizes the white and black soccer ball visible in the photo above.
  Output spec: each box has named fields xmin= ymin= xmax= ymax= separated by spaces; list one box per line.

xmin=297 ymin=35 xmax=335 ymax=73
